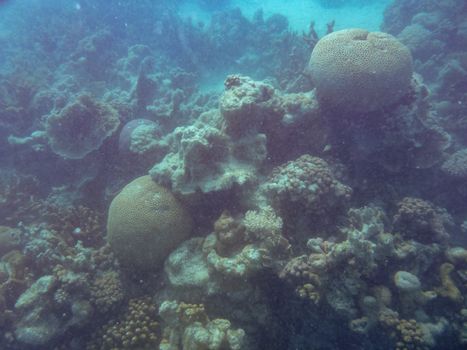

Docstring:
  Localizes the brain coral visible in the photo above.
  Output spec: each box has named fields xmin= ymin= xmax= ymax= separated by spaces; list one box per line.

xmin=308 ymin=28 xmax=413 ymax=113
xmin=46 ymin=94 xmax=120 ymax=159
xmin=107 ymin=175 xmax=192 ymax=270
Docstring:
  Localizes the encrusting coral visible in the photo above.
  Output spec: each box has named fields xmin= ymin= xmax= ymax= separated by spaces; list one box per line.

xmin=202 ymin=210 xmax=290 ymax=279
xmin=158 ymin=300 xmax=245 ymax=350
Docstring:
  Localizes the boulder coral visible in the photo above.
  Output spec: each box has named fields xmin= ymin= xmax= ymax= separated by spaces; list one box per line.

xmin=264 ymin=154 xmax=352 ymax=215
xmin=45 ymin=94 xmax=120 ymax=159
xmin=308 ymin=28 xmax=413 ymax=113
xmin=393 ymin=197 xmax=450 ymax=243
xmin=106 ymin=175 xmax=192 ymax=270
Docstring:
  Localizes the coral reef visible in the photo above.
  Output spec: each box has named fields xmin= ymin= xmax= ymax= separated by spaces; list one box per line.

xmin=1 ymin=1 xmax=467 ymax=349
xmin=107 ymin=175 xmax=193 ymax=270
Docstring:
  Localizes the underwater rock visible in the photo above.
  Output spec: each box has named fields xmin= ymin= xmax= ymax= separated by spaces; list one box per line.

xmin=308 ymin=28 xmax=413 ymax=113
xmin=107 ymin=175 xmax=192 ymax=270
xmin=45 ymin=94 xmax=120 ymax=159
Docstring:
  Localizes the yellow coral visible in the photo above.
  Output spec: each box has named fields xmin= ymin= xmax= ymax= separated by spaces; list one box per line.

xmin=177 ymin=302 xmax=209 ymax=325
xmin=90 ymin=270 xmax=124 ymax=313
xmin=86 ymin=297 xmax=159 ymax=350
xmin=436 ymin=263 xmax=463 ymax=303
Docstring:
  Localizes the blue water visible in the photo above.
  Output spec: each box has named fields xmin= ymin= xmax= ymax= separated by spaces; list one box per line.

xmin=0 ymin=0 xmax=466 ymax=349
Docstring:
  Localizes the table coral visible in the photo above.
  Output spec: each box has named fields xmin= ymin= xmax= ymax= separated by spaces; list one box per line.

xmin=45 ymin=94 xmax=120 ymax=159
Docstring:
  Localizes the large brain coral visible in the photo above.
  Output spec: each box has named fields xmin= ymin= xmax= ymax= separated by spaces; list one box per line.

xmin=46 ymin=94 xmax=120 ymax=159
xmin=308 ymin=28 xmax=413 ymax=113
xmin=107 ymin=175 xmax=192 ymax=270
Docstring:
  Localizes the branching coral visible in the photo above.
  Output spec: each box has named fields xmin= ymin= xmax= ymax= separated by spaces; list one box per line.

xmin=86 ymin=297 xmax=160 ymax=350
xmin=32 ymin=202 xmax=105 ymax=247
xmin=379 ymin=310 xmax=428 ymax=350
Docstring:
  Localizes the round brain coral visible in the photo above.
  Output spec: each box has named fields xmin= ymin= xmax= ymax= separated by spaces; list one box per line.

xmin=107 ymin=175 xmax=192 ymax=270
xmin=308 ymin=28 xmax=413 ymax=113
